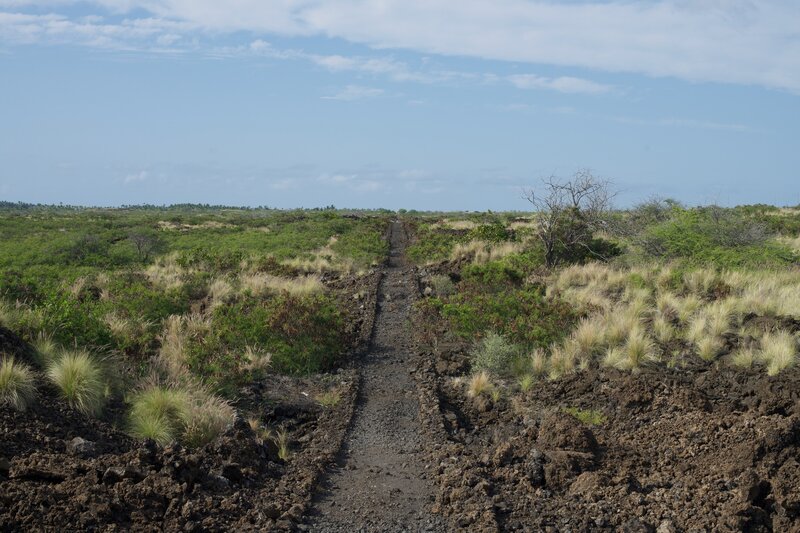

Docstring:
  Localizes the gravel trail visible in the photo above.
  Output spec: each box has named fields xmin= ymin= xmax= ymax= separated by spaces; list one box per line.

xmin=304 ymin=221 xmax=446 ymax=532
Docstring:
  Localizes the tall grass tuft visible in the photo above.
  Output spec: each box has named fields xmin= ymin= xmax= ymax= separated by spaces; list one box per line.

xmin=128 ymin=384 xmax=234 ymax=447
xmin=467 ymin=371 xmax=493 ymax=397
xmin=0 ymin=357 xmax=37 ymax=411
xmin=47 ymin=350 xmax=106 ymax=416
xmin=760 ymin=331 xmax=797 ymax=376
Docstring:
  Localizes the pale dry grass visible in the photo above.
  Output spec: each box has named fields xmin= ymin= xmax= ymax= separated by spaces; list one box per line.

xmin=208 ymin=277 xmax=234 ymax=308
xmin=146 ymin=253 xmax=192 ymax=290
xmin=434 ymin=219 xmax=479 ymax=230
xmin=240 ymin=273 xmax=324 ymax=296
xmin=467 ymin=371 xmax=493 ymax=398
xmin=450 ymin=239 xmax=525 ymax=264
xmin=760 ymin=331 xmax=797 ymax=375
xmin=544 ymin=261 xmax=800 ymax=376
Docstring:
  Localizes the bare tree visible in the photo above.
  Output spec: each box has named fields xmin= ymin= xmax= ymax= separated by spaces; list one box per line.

xmin=129 ymin=231 xmax=163 ymax=262
xmin=523 ymin=169 xmax=614 ymax=268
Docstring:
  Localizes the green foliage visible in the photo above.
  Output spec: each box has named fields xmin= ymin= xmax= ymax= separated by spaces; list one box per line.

xmin=0 ymin=357 xmax=37 ymax=411
xmin=186 ymin=293 xmax=346 ymax=381
xmin=406 ymin=224 xmax=463 ymax=263
xmin=38 ymin=292 xmax=113 ymax=349
xmin=429 ymin=274 xmax=456 ymax=296
xmin=639 ymin=207 xmax=797 ymax=268
xmin=433 ymin=264 xmax=575 ymax=349
xmin=469 ymin=222 xmax=511 ymax=243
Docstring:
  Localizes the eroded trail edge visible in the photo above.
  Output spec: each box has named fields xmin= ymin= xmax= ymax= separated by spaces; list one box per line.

xmin=305 ymin=221 xmax=445 ymax=532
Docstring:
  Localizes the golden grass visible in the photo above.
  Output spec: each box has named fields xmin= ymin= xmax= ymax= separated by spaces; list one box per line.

xmin=240 ymin=273 xmax=324 ymax=296
xmin=0 ymin=357 xmax=37 ymax=411
xmin=760 ymin=331 xmax=797 ymax=375
xmin=450 ymin=239 xmax=525 ymax=264
xmin=47 ymin=350 xmax=106 ymax=416
xmin=467 ymin=371 xmax=493 ymax=397
xmin=145 ymin=253 xmax=193 ymax=290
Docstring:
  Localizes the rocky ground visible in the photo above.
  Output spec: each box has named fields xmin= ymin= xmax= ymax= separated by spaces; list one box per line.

xmin=411 ymin=271 xmax=800 ymax=532
xmin=0 ymin=265 xmax=381 ymax=531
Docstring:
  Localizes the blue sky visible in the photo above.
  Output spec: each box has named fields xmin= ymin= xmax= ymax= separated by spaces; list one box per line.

xmin=1 ymin=1 xmax=799 ymax=210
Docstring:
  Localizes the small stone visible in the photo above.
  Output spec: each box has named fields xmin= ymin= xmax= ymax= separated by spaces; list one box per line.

xmin=656 ymin=520 xmax=677 ymax=533
xmin=67 ymin=437 xmax=96 ymax=457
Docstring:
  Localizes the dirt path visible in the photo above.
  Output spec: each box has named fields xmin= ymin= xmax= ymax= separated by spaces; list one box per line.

xmin=304 ymin=221 xmax=446 ymax=532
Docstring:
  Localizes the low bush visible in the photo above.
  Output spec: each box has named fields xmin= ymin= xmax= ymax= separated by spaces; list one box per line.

xmin=470 ymin=332 xmax=521 ymax=376
xmin=0 ymin=357 xmax=37 ymax=411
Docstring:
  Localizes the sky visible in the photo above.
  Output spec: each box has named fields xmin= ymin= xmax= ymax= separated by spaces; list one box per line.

xmin=1 ymin=1 xmax=799 ymax=211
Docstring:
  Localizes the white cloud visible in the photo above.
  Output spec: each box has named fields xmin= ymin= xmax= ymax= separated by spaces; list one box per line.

xmin=123 ymin=170 xmax=148 ymax=183
xmin=508 ymin=74 xmax=613 ymax=94
xmin=321 ymin=84 xmax=384 ymax=101
xmin=2 ymin=1 xmax=799 ymax=91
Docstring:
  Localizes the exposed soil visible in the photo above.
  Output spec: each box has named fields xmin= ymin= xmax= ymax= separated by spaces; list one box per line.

xmin=305 ymin=221 xmax=446 ymax=532
xmin=413 ymin=266 xmax=800 ymax=533
xmin=0 ymin=268 xmax=383 ymax=531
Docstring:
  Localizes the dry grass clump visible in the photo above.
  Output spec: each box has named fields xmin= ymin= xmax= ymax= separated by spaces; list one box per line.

xmin=467 ymin=371 xmax=493 ymax=397
xmin=548 ymin=344 xmax=576 ymax=379
xmin=32 ymin=333 xmax=59 ymax=367
xmin=240 ymin=273 xmax=324 ymax=296
xmin=128 ymin=383 xmax=234 ymax=447
xmin=730 ymin=346 xmax=757 ymax=369
xmin=652 ymin=315 xmax=676 ymax=344
xmin=281 ymin=236 xmax=356 ymax=274
xmin=683 ymin=269 xmax=720 ymax=296
xmin=622 ymin=328 xmax=658 ymax=369
xmin=158 ymin=314 xmax=210 ymax=378
xmin=434 ymin=219 xmax=479 ymax=230
xmin=547 ymin=261 xmax=800 ymax=377
xmin=208 ymin=277 xmax=235 ymax=308
xmin=0 ymin=357 xmax=37 ymax=411
xmin=530 ymin=348 xmax=548 ymax=377
xmin=315 ymin=389 xmax=342 ymax=408
xmin=450 ymin=240 xmax=524 ymax=264
xmin=569 ymin=318 xmax=605 ymax=358
xmin=517 ymin=374 xmax=534 ymax=392
xmin=696 ymin=336 xmax=723 ymax=361
xmin=47 ymin=350 xmax=107 ymax=416
xmin=760 ymin=331 xmax=797 ymax=376
xmin=242 ymin=346 xmax=272 ymax=375
xmin=145 ymin=253 xmax=191 ymax=290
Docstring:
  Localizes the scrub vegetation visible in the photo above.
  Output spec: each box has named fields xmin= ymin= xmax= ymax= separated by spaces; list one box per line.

xmin=0 ymin=203 xmax=390 ymax=445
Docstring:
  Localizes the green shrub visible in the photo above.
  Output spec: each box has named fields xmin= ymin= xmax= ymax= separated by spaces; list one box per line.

xmin=0 ymin=357 xmax=37 ymax=411
xmin=430 ymin=275 xmax=456 ymax=296
xmin=640 ymin=207 xmax=796 ymax=268
xmin=197 ymin=293 xmax=346 ymax=379
xmin=470 ymin=332 xmax=521 ymax=376
xmin=47 ymin=350 xmax=107 ymax=416
xmin=439 ymin=284 xmax=574 ymax=349
xmin=469 ymin=222 xmax=511 ymax=243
